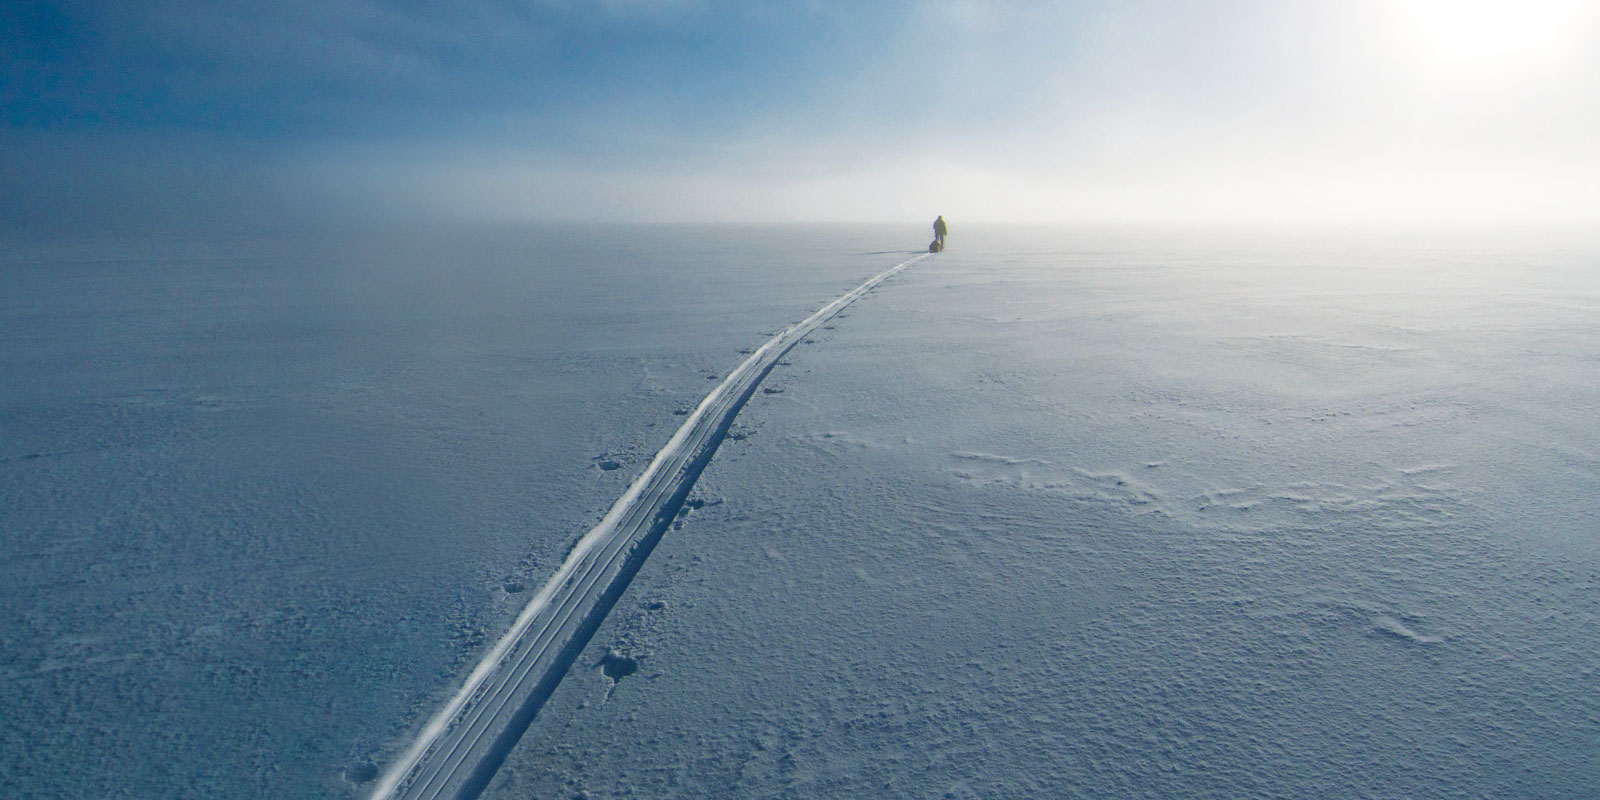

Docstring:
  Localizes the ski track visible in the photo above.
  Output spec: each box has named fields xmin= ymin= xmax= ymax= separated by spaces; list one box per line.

xmin=370 ymin=253 xmax=931 ymax=800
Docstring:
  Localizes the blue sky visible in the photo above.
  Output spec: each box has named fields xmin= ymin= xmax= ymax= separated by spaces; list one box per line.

xmin=4 ymin=0 xmax=1598 ymax=230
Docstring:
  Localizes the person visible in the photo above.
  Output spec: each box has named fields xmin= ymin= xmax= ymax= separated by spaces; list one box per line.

xmin=932 ymin=215 xmax=947 ymax=252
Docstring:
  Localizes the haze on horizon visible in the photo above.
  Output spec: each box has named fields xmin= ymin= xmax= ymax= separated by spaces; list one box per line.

xmin=4 ymin=0 xmax=1597 ymax=233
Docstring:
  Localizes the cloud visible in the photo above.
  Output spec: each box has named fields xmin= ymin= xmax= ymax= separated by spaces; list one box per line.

xmin=5 ymin=0 xmax=1598 ymax=230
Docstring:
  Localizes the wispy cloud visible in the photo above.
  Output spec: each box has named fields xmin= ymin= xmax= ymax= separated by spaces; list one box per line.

xmin=5 ymin=0 xmax=1598 ymax=230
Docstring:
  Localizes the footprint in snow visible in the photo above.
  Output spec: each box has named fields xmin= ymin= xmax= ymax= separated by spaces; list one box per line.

xmin=344 ymin=761 xmax=379 ymax=785
xmin=599 ymin=649 xmax=641 ymax=705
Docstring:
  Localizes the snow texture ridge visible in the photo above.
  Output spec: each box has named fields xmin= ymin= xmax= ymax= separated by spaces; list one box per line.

xmin=369 ymin=253 xmax=930 ymax=800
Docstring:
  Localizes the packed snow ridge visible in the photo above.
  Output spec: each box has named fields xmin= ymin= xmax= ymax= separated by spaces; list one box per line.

xmin=369 ymin=252 xmax=932 ymax=800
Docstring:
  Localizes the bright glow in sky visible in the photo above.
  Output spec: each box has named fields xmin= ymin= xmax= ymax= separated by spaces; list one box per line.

xmin=3 ymin=0 xmax=1597 ymax=230
xmin=1383 ymin=0 xmax=1598 ymax=85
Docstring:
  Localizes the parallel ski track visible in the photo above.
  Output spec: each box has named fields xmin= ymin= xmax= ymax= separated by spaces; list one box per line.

xmin=371 ymin=252 xmax=930 ymax=800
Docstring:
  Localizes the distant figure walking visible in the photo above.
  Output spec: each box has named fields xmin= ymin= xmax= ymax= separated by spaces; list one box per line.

xmin=931 ymin=215 xmax=947 ymax=253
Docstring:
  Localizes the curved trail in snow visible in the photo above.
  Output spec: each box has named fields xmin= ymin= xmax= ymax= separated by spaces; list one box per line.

xmin=371 ymin=252 xmax=931 ymax=800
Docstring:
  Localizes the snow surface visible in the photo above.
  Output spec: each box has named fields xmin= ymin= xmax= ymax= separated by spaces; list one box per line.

xmin=486 ymin=226 xmax=1599 ymax=799
xmin=3 ymin=224 xmax=1597 ymax=798
xmin=0 ymin=225 xmax=912 ymax=797
xmin=371 ymin=251 xmax=929 ymax=800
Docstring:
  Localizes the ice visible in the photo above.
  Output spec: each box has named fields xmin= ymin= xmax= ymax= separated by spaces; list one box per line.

xmin=3 ymin=224 xmax=1597 ymax=798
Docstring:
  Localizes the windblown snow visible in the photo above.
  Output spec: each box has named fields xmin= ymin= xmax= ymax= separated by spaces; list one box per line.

xmin=2 ymin=224 xmax=1595 ymax=799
